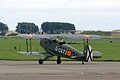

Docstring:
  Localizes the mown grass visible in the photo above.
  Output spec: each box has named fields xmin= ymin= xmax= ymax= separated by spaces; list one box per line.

xmin=0 ymin=36 xmax=120 ymax=61
xmin=0 ymin=37 xmax=41 ymax=60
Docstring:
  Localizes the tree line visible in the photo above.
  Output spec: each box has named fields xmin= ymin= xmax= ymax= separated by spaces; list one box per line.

xmin=0 ymin=22 xmax=111 ymax=36
xmin=41 ymin=22 xmax=76 ymax=34
xmin=0 ymin=22 xmax=76 ymax=35
xmin=81 ymin=30 xmax=111 ymax=36
xmin=0 ymin=22 xmax=8 ymax=35
xmin=15 ymin=22 xmax=39 ymax=34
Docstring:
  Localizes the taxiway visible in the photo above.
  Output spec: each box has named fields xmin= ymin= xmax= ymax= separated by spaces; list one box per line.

xmin=0 ymin=61 xmax=120 ymax=80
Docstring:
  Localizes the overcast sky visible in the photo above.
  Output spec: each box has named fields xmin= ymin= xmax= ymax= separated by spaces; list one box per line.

xmin=0 ymin=0 xmax=120 ymax=31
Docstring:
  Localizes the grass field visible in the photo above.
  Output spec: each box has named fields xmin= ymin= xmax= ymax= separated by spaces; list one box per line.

xmin=0 ymin=36 xmax=120 ymax=61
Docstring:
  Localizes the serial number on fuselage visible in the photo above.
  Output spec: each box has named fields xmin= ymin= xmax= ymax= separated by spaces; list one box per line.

xmin=55 ymin=46 xmax=68 ymax=55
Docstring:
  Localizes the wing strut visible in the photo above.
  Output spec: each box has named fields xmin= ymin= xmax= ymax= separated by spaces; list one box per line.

xmin=30 ymin=38 xmax=32 ymax=54
xmin=25 ymin=38 xmax=32 ymax=54
xmin=26 ymin=39 xmax=29 ymax=52
xmin=83 ymin=38 xmax=89 ymax=47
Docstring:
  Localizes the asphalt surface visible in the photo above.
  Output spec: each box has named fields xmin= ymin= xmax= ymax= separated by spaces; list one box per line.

xmin=0 ymin=61 xmax=120 ymax=80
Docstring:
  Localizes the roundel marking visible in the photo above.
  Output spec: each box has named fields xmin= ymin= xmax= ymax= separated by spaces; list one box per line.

xmin=66 ymin=49 xmax=72 ymax=58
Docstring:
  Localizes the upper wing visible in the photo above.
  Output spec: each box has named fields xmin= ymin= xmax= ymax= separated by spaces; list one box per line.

xmin=62 ymin=34 xmax=101 ymax=40
xmin=17 ymin=34 xmax=101 ymax=40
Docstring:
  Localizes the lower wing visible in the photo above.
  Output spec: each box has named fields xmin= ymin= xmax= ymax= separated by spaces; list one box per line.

xmin=18 ymin=52 xmax=52 ymax=56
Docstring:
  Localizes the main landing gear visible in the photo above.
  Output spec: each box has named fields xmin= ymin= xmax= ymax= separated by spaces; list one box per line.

xmin=57 ymin=56 xmax=61 ymax=64
xmin=38 ymin=56 xmax=62 ymax=64
xmin=39 ymin=59 xmax=43 ymax=64
xmin=39 ymin=56 xmax=50 ymax=64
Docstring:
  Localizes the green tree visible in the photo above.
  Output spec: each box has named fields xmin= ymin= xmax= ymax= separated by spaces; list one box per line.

xmin=41 ymin=22 xmax=76 ymax=34
xmin=16 ymin=22 xmax=39 ymax=34
xmin=0 ymin=22 xmax=8 ymax=35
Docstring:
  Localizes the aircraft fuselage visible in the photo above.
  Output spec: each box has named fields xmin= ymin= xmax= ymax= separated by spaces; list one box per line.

xmin=40 ymin=38 xmax=84 ymax=60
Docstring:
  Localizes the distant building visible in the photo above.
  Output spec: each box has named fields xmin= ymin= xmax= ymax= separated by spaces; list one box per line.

xmin=111 ymin=30 xmax=120 ymax=36
xmin=5 ymin=30 xmax=18 ymax=36
xmin=74 ymin=30 xmax=83 ymax=34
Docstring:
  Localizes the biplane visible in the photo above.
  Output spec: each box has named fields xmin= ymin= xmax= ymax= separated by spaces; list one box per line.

xmin=18 ymin=34 xmax=102 ymax=65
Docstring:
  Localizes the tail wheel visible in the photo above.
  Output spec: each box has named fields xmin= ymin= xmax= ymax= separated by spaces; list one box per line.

xmin=39 ymin=59 xmax=43 ymax=64
xmin=82 ymin=61 xmax=84 ymax=65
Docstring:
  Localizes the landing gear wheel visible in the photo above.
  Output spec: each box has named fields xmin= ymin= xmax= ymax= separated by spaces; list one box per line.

xmin=82 ymin=61 xmax=84 ymax=65
xmin=39 ymin=59 xmax=43 ymax=64
xmin=57 ymin=59 xmax=61 ymax=64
